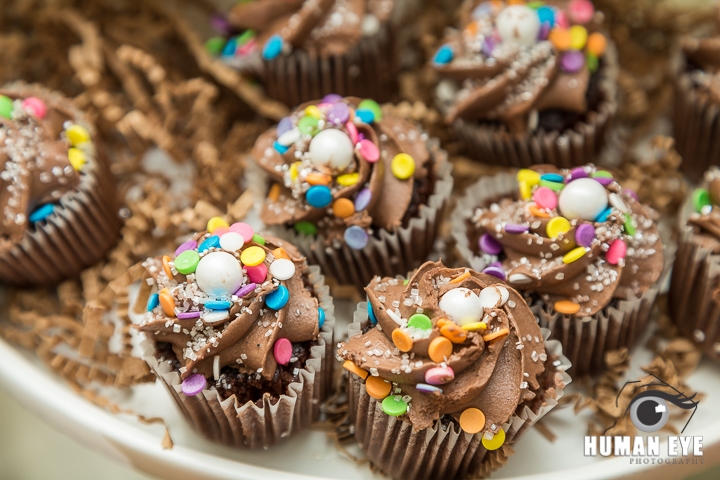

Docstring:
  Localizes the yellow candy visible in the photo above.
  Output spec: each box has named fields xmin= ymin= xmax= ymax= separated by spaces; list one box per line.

xmin=563 ymin=246 xmax=586 ymax=264
xmin=569 ymin=25 xmax=588 ymax=50
xmin=482 ymin=428 xmax=506 ymax=450
xmin=391 ymin=153 xmax=415 ymax=180
xmin=207 ymin=216 xmax=229 ymax=233
xmin=304 ymin=105 xmax=321 ymax=118
xmin=517 ymin=169 xmax=540 ymax=187
xmin=519 ymin=180 xmax=532 ymax=200
xmin=337 ymin=173 xmax=360 ymax=186
xmin=240 ymin=246 xmax=266 ymax=266
xmin=67 ymin=148 xmax=86 ymax=170
xmin=290 ymin=162 xmax=300 ymax=181
xmin=546 ymin=216 xmax=571 ymax=239
xmin=462 ymin=322 xmax=487 ymax=332
xmin=66 ymin=124 xmax=91 ymax=146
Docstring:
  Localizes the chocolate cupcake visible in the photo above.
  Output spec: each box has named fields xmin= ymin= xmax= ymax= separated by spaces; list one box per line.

xmin=0 ymin=82 xmax=119 ymax=286
xmin=432 ymin=0 xmax=617 ymax=167
xmin=134 ymin=225 xmax=334 ymax=448
xmin=248 ymin=95 xmax=453 ymax=290
xmin=669 ymin=168 xmax=720 ymax=361
xmin=338 ymin=261 xmax=570 ymax=480
xmin=223 ymin=0 xmax=397 ymax=106
xmin=453 ymin=165 xmax=664 ymax=374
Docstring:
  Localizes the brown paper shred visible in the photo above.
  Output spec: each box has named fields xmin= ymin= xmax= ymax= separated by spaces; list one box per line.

xmin=162 ymin=428 xmax=174 ymax=449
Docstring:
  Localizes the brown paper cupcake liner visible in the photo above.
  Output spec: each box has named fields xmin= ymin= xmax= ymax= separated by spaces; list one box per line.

xmin=263 ymin=23 xmax=396 ymax=107
xmin=449 ymin=42 xmax=618 ymax=168
xmin=0 ymin=82 xmax=120 ymax=287
xmin=140 ymin=265 xmax=335 ymax=448
xmin=346 ymin=302 xmax=572 ymax=480
xmin=248 ymin=136 xmax=453 ymax=291
xmin=451 ymin=171 xmax=661 ymax=375
xmin=668 ymin=194 xmax=720 ymax=361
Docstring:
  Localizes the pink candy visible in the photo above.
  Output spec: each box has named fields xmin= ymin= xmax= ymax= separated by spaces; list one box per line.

xmin=181 ymin=374 xmax=207 ymax=396
xmin=358 ymin=139 xmax=379 ymax=162
xmin=425 ymin=366 xmax=455 ymax=385
xmin=533 ymin=186 xmax=558 ymax=210
xmin=22 ymin=97 xmax=47 ymax=119
xmin=346 ymin=121 xmax=358 ymax=145
xmin=606 ymin=239 xmax=626 ymax=265
xmin=568 ymin=0 xmax=594 ymax=24
xmin=213 ymin=226 xmax=230 ymax=237
xmin=229 ymin=222 xmax=254 ymax=242
xmin=273 ymin=338 xmax=293 ymax=365
xmin=555 ymin=10 xmax=570 ymax=28
xmin=245 ymin=262 xmax=267 ymax=283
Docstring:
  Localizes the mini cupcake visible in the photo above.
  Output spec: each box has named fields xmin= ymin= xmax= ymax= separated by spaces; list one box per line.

xmin=669 ymin=168 xmax=720 ymax=361
xmin=432 ymin=0 xmax=617 ymax=167
xmin=134 ymin=223 xmax=334 ymax=448
xmin=221 ymin=0 xmax=397 ymax=106
xmin=453 ymin=165 xmax=664 ymax=374
xmin=0 ymin=82 xmax=119 ymax=286
xmin=248 ymin=95 xmax=453 ymax=290
xmin=338 ymin=261 xmax=570 ymax=480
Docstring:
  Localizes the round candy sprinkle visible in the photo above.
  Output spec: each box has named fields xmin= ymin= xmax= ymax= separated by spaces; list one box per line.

xmin=408 ymin=313 xmax=432 ymax=330
xmin=358 ymin=139 xmax=379 ymax=162
xmin=555 ymin=9 xmax=570 ymax=28
xmin=539 ymin=179 xmax=564 ymax=192
xmin=592 ymin=170 xmax=613 ymax=179
xmin=460 ymin=408 xmax=486 ymax=434
xmin=505 ymin=224 xmax=529 ymax=234
xmin=440 ymin=323 xmax=467 ymax=343
xmin=529 ymin=205 xmax=550 ymax=218
xmin=575 ymin=224 xmax=595 ymax=247
xmin=181 ymin=374 xmax=207 ymax=396
xmin=322 ymin=93 xmax=343 ymax=104
xmin=540 ymin=173 xmax=564 ymax=183
xmin=392 ymin=328 xmax=413 ymax=352
xmin=265 ymin=285 xmax=289 ymax=310
xmin=235 ymin=283 xmax=256 ymax=297
xmin=561 ymin=50 xmax=585 ymax=72
xmin=624 ymin=188 xmax=639 ymax=202
xmin=66 ymin=125 xmax=91 ymax=146
xmin=569 ymin=167 xmax=588 ymax=181
xmin=558 ymin=178 xmax=608 ymax=221
xmin=337 ymin=173 xmax=360 ymax=186
xmin=391 ymin=153 xmax=415 ymax=180
xmin=270 ymin=258 xmax=296 ymax=280
xmin=274 ymin=338 xmax=292 ymax=365
xmin=67 ymin=148 xmax=86 ymax=170
xmin=328 ymin=102 xmax=350 ymax=124
xmin=592 ymin=176 xmax=614 ymax=186
xmin=159 ymin=289 xmax=175 ymax=317
xmin=344 ymin=225 xmax=369 ymax=250
xmin=273 ymin=247 xmax=290 ymax=260
xmin=306 ymin=185 xmax=333 ymax=208
xmin=436 ymin=317 xmax=452 ymax=329
xmin=277 ymin=128 xmax=301 ymax=147
xmin=587 ymin=32 xmax=607 ymax=56
xmin=355 ymin=189 xmax=372 ymax=211
xmin=569 ymin=25 xmax=588 ymax=50
xmin=198 ymin=235 xmax=220 ymax=253
xmin=251 ymin=233 xmax=265 ymax=245
xmin=434 ymin=44 xmax=453 ymax=64
xmin=428 ymin=336 xmax=453 ymax=363
xmin=358 ymin=99 xmax=382 ymax=121
xmin=319 ymin=307 xmax=326 ymax=329
xmin=205 ymin=300 xmax=232 ymax=310
xmin=240 ymin=246 xmax=265 ymax=266
xmin=246 ymin=263 xmax=268 ymax=283
xmin=479 ymin=233 xmax=502 ymax=255
xmin=482 ymin=266 xmax=506 ymax=281
xmin=221 ymin=37 xmax=237 ymax=56
xmin=563 ymin=246 xmax=586 ymax=264
xmin=607 ymin=239 xmax=626 ymax=265
xmin=425 ymin=366 xmax=454 ymax=385
xmin=546 ymin=216 xmax=571 ymax=239
xmin=207 ymin=216 xmax=229 ymax=233
xmin=304 ymin=105 xmax=321 ymax=118
xmin=343 ymin=360 xmax=369 ymax=379
xmin=416 ymin=384 xmax=443 ymax=394
xmin=693 ymin=188 xmax=711 ymax=213
xmin=462 ymin=322 xmax=486 ymax=332
xmin=517 ymin=169 xmax=541 ymax=186
xmin=381 ymin=396 xmax=408 ymax=416
xmin=226 ymin=222 xmax=253 ymax=243
xmin=295 ymin=221 xmax=318 ymax=236
xmin=368 ymin=303 xmax=377 ymax=324
xmin=332 ymin=198 xmax=355 ymax=218
xmin=162 ymin=255 xmax=174 ymax=279
xmin=219 ymin=232 xmax=245 ymax=252
xmin=624 ymin=213 xmax=637 ymax=236
xmin=609 ymin=193 xmax=628 ymax=213
xmin=147 ymin=293 xmax=159 ymax=312
xmin=439 ymin=288 xmax=482 ymax=326
xmin=365 ymin=375 xmax=392 ymax=400
xmin=568 ymin=0 xmax=594 ymax=24
xmin=355 ymin=109 xmax=375 ymax=124
xmin=22 ymin=97 xmax=47 ymax=119
xmin=177 ymin=311 xmax=202 ymax=319
xmin=554 ymin=300 xmax=581 ymax=315
xmin=196 ymin=252 xmax=244 ymax=295
xmin=0 ymin=95 xmax=12 ymax=119
xmin=29 ymin=204 xmax=54 ymax=222
xmin=213 ymin=226 xmax=229 ymax=237
xmin=309 ymin=129 xmax=354 ymax=171
xmin=277 ymin=116 xmax=293 ymax=137
xmin=596 ymin=206 xmax=612 ymax=222
xmin=549 ymin=28 xmax=571 ymax=50
xmin=174 ymin=250 xmax=200 ymax=274
xmin=519 ymin=181 xmax=532 ymax=200
xmin=262 ymin=35 xmax=283 ymax=60
xmin=533 ymin=186 xmax=557 ymax=210
xmin=306 ymin=173 xmax=331 ymax=185
xmin=346 ymin=121 xmax=359 ymax=144
xmin=482 ymin=429 xmax=506 ymax=450
xmin=298 ymin=115 xmax=320 ymax=136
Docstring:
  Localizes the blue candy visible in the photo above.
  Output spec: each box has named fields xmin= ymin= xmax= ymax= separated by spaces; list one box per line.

xmin=306 ymin=185 xmax=332 ymax=208
xmin=147 ymin=293 xmax=159 ymax=312
xmin=265 ymin=285 xmax=289 ymax=310
xmin=368 ymin=302 xmax=377 ymax=324
xmin=433 ymin=45 xmax=454 ymax=65
xmin=222 ymin=38 xmax=237 ymax=56
xmin=262 ymin=35 xmax=283 ymax=60
xmin=29 ymin=204 xmax=55 ymax=223
xmin=198 ymin=235 xmax=220 ymax=253
xmin=596 ymin=206 xmax=613 ymax=223
xmin=540 ymin=173 xmax=564 ymax=183
xmin=273 ymin=141 xmax=289 ymax=154
xmin=205 ymin=300 xmax=232 ymax=310
xmin=355 ymin=109 xmax=375 ymax=124
xmin=318 ymin=307 xmax=325 ymax=329
xmin=537 ymin=6 xmax=555 ymax=27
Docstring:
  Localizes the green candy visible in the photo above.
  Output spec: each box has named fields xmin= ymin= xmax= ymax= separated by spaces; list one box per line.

xmin=692 ymin=188 xmax=712 ymax=213
xmin=623 ymin=213 xmax=636 ymax=237
xmin=591 ymin=170 xmax=613 ymax=179
xmin=381 ymin=395 xmax=408 ymax=416
xmin=0 ymin=95 xmax=13 ymax=119
xmin=403 ymin=279 xmax=409 ymax=285
xmin=408 ymin=313 xmax=432 ymax=330
xmin=298 ymin=115 xmax=319 ymax=136
xmin=175 ymin=250 xmax=200 ymax=275
xmin=294 ymin=221 xmax=318 ymax=236
xmin=252 ymin=233 xmax=266 ymax=245
xmin=358 ymin=99 xmax=382 ymax=122
xmin=237 ymin=29 xmax=255 ymax=45
xmin=587 ymin=52 xmax=599 ymax=73
xmin=539 ymin=179 xmax=564 ymax=192
xmin=205 ymin=37 xmax=226 ymax=56
xmin=527 ymin=1 xmax=545 ymax=8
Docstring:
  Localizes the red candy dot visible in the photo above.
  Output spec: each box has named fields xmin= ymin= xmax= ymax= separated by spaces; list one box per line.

xmin=273 ymin=338 xmax=293 ymax=365
xmin=533 ymin=186 xmax=558 ymax=210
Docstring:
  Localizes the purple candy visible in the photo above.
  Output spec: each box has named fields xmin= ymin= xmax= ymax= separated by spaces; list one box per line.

xmin=177 ymin=310 xmax=202 ymax=319
xmin=416 ymin=383 xmax=443 ymax=394
xmin=277 ymin=116 xmax=293 ymax=137
xmin=327 ymin=102 xmax=350 ymax=124
xmin=354 ymin=188 xmax=372 ymax=211
xmin=593 ymin=176 xmax=614 ymax=186
xmin=561 ymin=50 xmax=585 ymax=73
xmin=490 ymin=261 xmax=503 ymax=269
xmin=175 ymin=239 xmax=198 ymax=257
xmin=210 ymin=14 xmax=232 ymax=35
xmin=538 ymin=22 xmax=551 ymax=40
xmin=624 ymin=188 xmax=638 ymax=201
xmin=504 ymin=224 xmax=529 ymax=234
xmin=575 ymin=223 xmax=595 ymax=247
xmin=235 ymin=282 xmax=257 ymax=297
xmin=358 ymin=132 xmax=365 ymax=142
xmin=482 ymin=266 xmax=506 ymax=281
xmin=569 ymin=167 xmax=588 ymax=181
xmin=479 ymin=233 xmax=503 ymax=255
xmin=181 ymin=374 xmax=207 ymax=396
xmin=322 ymin=93 xmax=343 ymax=104
xmin=482 ymin=37 xmax=496 ymax=57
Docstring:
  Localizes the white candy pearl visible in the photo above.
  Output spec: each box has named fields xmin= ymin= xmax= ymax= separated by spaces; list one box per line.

xmin=278 ymin=127 xmax=301 ymax=147
xmin=496 ymin=5 xmax=540 ymax=47
xmin=195 ymin=252 xmax=244 ymax=296
xmin=309 ymin=129 xmax=354 ymax=171
xmin=558 ymin=178 xmax=609 ymax=221
xmin=270 ymin=258 xmax=296 ymax=281
xmin=439 ymin=288 xmax=482 ymax=326
xmin=219 ymin=232 xmax=245 ymax=252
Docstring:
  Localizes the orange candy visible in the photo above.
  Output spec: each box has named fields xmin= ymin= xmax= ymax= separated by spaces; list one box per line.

xmin=464 ymin=21 xmax=478 ymax=36
xmin=449 ymin=271 xmax=470 ymax=284
xmin=587 ymin=32 xmax=607 ymax=56
xmin=483 ymin=328 xmax=509 ymax=342
xmin=440 ymin=323 xmax=467 ymax=344
xmin=306 ymin=173 xmax=331 ymax=185
xmin=332 ymin=198 xmax=355 ymax=218
xmin=459 ymin=408 xmax=486 ymax=434
xmin=554 ymin=300 xmax=581 ymax=315
xmin=162 ymin=255 xmax=174 ymax=279
xmin=365 ymin=375 xmax=392 ymax=399
xmin=343 ymin=360 xmax=369 ymax=379
xmin=549 ymin=28 xmax=572 ymax=51
xmin=159 ymin=288 xmax=176 ymax=317
xmin=428 ymin=336 xmax=453 ymax=363
xmin=528 ymin=205 xmax=550 ymax=218
xmin=436 ymin=317 xmax=453 ymax=329
xmin=392 ymin=328 xmax=414 ymax=352
xmin=273 ymin=247 xmax=290 ymax=260
xmin=268 ymin=183 xmax=281 ymax=202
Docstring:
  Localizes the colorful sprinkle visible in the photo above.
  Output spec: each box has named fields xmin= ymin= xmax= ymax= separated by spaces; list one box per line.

xmin=533 ymin=186 xmax=557 ymax=210
xmin=229 ymin=222 xmax=254 ymax=242
xmin=0 ymin=96 xmax=12 ymax=119
xmin=29 ymin=204 xmax=54 ymax=222
xmin=482 ymin=429 xmax=506 ymax=450
xmin=425 ymin=366 xmax=454 ymax=385
xmin=270 ymin=258 xmax=295 ymax=280
xmin=177 ymin=311 xmax=202 ymax=319
xmin=66 ymin=125 xmax=91 ymax=146
xmin=337 ymin=173 xmax=360 ymax=186
xmin=159 ymin=289 xmax=175 ymax=317
xmin=365 ymin=375 xmax=392 ymax=400
xmin=540 ymin=173 xmax=564 ymax=183
xmin=235 ymin=283 xmax=256 ymax=297
xmin=460 ymin=408 xmax=486 ymax=434
xmin=273 ymin=338 xmax=292 ymax=365
xmin=262 ymin=35 xmax=283 ymax=60
xmin=381 ymin=395 xmax=408 ymax=416
xmin=162 ymin=255 xmax=174 ymax=279
xmin=440 ymin=323 xmax=467 ymax=344
xmin=408 ymin=313 xmax=432 ymax=330
xmin=692 ymin=188 xmax=711 ymax=213
xmin=332 ymin=198 xmax=355 ymax=218
xmin=416 ymin=384 xmax=443 ymax=394
xmin=252 ymin=233 xmax=265 ymax=245
xmin=546 ymin=216 xmax=571 ymax=239
xmin=624 ymin=213 xmax=637 ymax=236
xmin=517 ymin=169 xmax=541 ymax=186
xmin=482 ymin=328 xmax=509 ymax=342
xmin=606 ymin=239 xmax=626 ymax=265
xmin=344 ymin=225 xmax=369 ymax=250
xmin=205 ymin=300 xmax=232 ymax=310
xmin=449 ymin=271 xmax=471 ymax=284
xmin=462 ymin=322 xmax=487 ymax=332
xmin=428 ymin=336 xmax=453 ymax=363
xmin=568 ymin=0 xmax=594 ymax=24
xmin=479 ymin=233 xmax=503 ymax=255
xmin=147 ymin=293 xmax=159 ymax=312
xmin=294 ymin=221 xmax=318 ymax=236
xmin=265 ymin=285 xmax=289 ymax=310
xmin=22 ymin=97 xmax=47 ymax=119
xmin=392 ymin=328 xmax=414 ymax=352
xmin=174 ymin=250 xmax=200 ymax=274
xmin=554 ymin=300 xmax=581 ymax=315
xmin=358 ymin=139 xmax=379 ymax=162
xmin=306 ymin=185 xmax=333 ymax=208
xmin=587 ymin=32 xmax=607 ymax=56
xmin=358 ymin=99 xmax=382 ymax=121
xmin=240 ymin=246 xmax=265 ymax=266
xmin=343 ymin=360 xmax=369 ymax=379
xmin=198 ymin=235 xmax=220 ymax=253
xmin=562 ymin=246 xmax=586 ymax=264
xmin=319 ymin=307 xmax=326 ymax=329
xmin=505 ymin=224 xmax=529 ymax=234
xmin=219 ymin=232 xmax=245 ymax=252
xmin=181 ymin=374 xmax=207 ymax=396
xmin=68 ymin=148 xmax=86 ymax=170
xmin=355 ymin=109 xmax=375 ymax=124
xmin=246 ymin=262 xmax=268 ymax=283
xmin=575 ymin=224 xmax=595 ymax=247
xmin=391 ymin=153 xmax=415 ymax=179
xmin=298 ymin=115 xmax=320 ymax=136
xmin=482 ymin=266 xmax=506 ymax=281
xmin=368 ymin=303 xmax=377 ymax=324
xmin=434 ymin=44 xmax=454 ymax=64
xmin=561 ymin=50 xmax=585 ymax=72
xmin=328 ymin=102 xmax=350 ymax=124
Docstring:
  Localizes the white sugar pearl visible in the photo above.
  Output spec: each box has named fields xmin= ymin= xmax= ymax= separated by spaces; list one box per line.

xmin=270 ymin=258 xmax=296 ymax=281
xmin=439 ymin=288 xmax=482 ymax=326
xmin=608 ymin=193 xmax=628 ymax=213
xmin=219 ymin=232 xmax=245 ymax=252
xmin=496 ymin=6 xmax=540 ymax=47
xmin=508 ymin=273 xmax=533 ymax=285
xmin=309 ymin=129 xmax=354 ymax=171
xmin=496 ymin=286 xmax=509 ymax=305
xmin=479 ymin=287 xmax=501 ymax=309
xmin=203 ymin=310 xmax=229 ymax=325
xmin=361 ymin=14 xmax=380 ymax=36
xmin=278 ymin=127 xmax=301 ymax=147
xmin=558 ymin=178 xmax=609 ymax=221
xmin=195 ymin=251 xmax=244 ymax=296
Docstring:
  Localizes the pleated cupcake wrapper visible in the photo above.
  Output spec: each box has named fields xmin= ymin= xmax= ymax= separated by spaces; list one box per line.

xmin=0 ymin=82 xmax=120 ymax=287
xmin=671 ymin=49 xmax=720 ymax=183
xmin=262 ymin=22 xmax=396 ymax=107
xmin=140 ymin=265 xmax=335 ymax=449
xmin=451 ymin=170 xmax=661 ymax=375
xmin=449 ymin=42 xmax=618 ymax=168
xmin=668 ymin=195 xmax=720 ymax=361
xmin=346 ymin=302 xmax=572 ymax=480
xmin=248 ymin=137 xmax=453 ymax=291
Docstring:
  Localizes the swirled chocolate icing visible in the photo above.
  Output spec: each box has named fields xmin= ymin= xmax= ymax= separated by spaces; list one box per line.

xmin=682 ymin=32 xmax=720 ymax=104
xmin=253 ymin=96 xmax=435 ymax=247
xmin=228 ymin=0 xmax=393 ymax=57
xmin=432 ymin=0 xmax=608 ymax=134
xmin=469 ymin=165 xmax=663 ymax=317
xmin=137 ymin=232 xmax=321 ymax=382
xmin=338 ymin=261 xmax=552 ymax=432
xmin=686 ymin=168 xmax=720 ymax=250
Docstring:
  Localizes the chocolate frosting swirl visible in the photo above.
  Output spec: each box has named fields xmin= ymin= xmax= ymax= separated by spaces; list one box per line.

xmin=686 ymin=168 xmax=720 ymax=250
xmin=339 ymin=261 xmax=548 ymax=431
xmin=137 ymin=233 xmax=320 ymax=382
xmin=682 ymin=30 xmax=720 ymax=104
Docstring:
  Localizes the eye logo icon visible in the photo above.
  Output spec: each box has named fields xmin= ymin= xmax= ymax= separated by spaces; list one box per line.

xmin=604 ymin=374 xmax=700 ymax=434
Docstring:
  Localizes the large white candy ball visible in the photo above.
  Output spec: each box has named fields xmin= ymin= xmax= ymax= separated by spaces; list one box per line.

xmin=496 ymin=5 xmax=541 ymax=47
xmin=439 ymin=288 xmax=483 ymax=326
xmin=195 ymin=251 xmax=244 ymax=296
xmin=558 ymin=178 xmax=609 ymax=221
xmin=309 ymin=129 xmax=354 ymax=171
